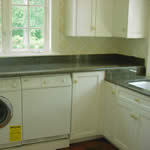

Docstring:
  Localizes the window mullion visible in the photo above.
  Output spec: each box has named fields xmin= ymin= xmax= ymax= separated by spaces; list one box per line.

xmin=2 ymin=0 xmax=11 ymax=54
xmin=6 ymin=0 xmax=11 ymax=53
xmin=27 ymin=0 xmax=29 ymax=50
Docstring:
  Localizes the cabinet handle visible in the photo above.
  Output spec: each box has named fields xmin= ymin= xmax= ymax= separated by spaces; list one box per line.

xmin=90 ymin=26 xmax=96 ymax=31
xmin=135 ymin=99 xmax=140 ymax=103
xmin=112 ymin=91 xmax=116 ymax=95
xmin=130 ymin=114 xmax=139 ymax=120
xmin=42 ymin=81 xmax=47 ymax=87
xmin=122 ymin=27 xmax=126 ymax=32
xmin=74 ymin=80 xmax=78 ymax=84
xmin=23 ymin=79 xmax=29 ymax=82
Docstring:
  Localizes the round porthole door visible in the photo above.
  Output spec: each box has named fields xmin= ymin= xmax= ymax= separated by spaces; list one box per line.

xmin=0 ymin=97 xmax=13 ymax=128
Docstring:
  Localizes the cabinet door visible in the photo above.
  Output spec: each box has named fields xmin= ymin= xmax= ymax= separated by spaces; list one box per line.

xmin=71 ymin=72 xmax=104 ymax=140
xmin=114 ymin=93 xmax=137 ymax=150
xmin=103 ymin=82 xmax=116 ymax=142
xmin=127 ymin=0 xmax=148 ymax=38
xmin=112 ymin=0 xmax=129 ymax=37
xmin=76 ymin=0 xmax=94 ymax=36
xmin=96 ymin=0 xmax=113 ymax=37
xmin=136 ymin=103 xmax=150 ymax=150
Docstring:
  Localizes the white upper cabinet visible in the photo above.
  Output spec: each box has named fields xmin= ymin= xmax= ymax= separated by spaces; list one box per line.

xmin=112 ymin=0 xmax=148 ymax=38
xmin=65 ymin=0 xmax=148 ymax=38
xmin=76 ymin=0 xmax=94 ymax=36
xmin=96 ymin=0 xmax=113 ymax=37
xmin=65 ymin=0 xmax=113 ymax=37
xmin=65 ymin=0 xmax=93 ymax=36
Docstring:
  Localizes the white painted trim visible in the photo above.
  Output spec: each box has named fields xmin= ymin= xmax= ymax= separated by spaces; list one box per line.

xmin=7 ymin=139 xmax=69 ymax=150
xmin=146 ymin=1 xmax=150 ymax=76
xmin=70 ymin=135 xmax=103 ymax=144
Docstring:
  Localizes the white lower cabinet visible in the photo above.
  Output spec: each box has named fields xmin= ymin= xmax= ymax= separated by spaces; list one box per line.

xmin=103 ymin=82 xmax=150 ymax=150
xmin=135 ymin=95 xmax=150 ymax=150
xmin=115 ymin=87 xmax=150 ymax=150
xmin=114 ymin=88 xmax=138 ymax=150
xmin=71 ymin=72 xmax=105 ymax=141
xmin=136 ymin=110 xmax=150 ymax=150
xmin=114 ymin=105 xmax=137 ymax=150
xmin=71 ymin=77 xmax=150 ymax=149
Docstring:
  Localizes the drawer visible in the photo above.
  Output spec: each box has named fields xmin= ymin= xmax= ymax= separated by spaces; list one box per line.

xmin=118 ymin=86 xmax=150 ymax=113
xmin=21 ymin=74 xmax=72 ymax=89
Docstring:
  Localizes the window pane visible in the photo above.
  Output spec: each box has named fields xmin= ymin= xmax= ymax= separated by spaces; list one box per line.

xmin=29 ymin=7 xmax=44 ymax=28
xmin=29 ymin=0 xmax=44 ymax=5
xmin=30 ymin=29 xmax=44 ymax=49
xmin=12 ymin=29 xmax=26 ymax=49
xmin=12 ymin=6 xmax=27 ymax=28
xmin=12 ymin=0 xmax=28 ymax=5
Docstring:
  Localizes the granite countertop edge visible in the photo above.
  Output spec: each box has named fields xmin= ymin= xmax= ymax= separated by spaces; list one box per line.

xmin=0 ymin=65 xmax=142 ymax=77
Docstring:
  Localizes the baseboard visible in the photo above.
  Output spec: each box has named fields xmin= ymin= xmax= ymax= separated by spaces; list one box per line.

xmin=5 ymin=139 xmax=70 ymax=150
xmin=70 ymin=135 xmax=103 ymax=144
xmin=0 ymin=142 xmax=21 ymax=150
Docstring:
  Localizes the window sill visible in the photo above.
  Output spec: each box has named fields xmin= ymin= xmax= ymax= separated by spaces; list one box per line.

xmin=0 ymin=51 xmax=57 ymax=58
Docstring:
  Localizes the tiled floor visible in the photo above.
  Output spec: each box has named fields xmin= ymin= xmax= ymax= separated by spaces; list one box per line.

xmin=59 ymin=138 xmax=118 ymax=150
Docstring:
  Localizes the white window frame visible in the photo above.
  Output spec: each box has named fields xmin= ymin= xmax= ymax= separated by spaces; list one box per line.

xmin=0 ymin=0 xmax=2 ymax=52
xmin=0 ymin=0 xmax=51 ymax=57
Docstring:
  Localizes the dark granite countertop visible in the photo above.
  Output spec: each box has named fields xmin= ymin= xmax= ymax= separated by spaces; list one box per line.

xmin=105 ymin=70 xmax=150 ymax=97
xmin=0 ymin=54 xmax=145 ymax=77
xmin=0 ymin=62 xmax=144 ymax=77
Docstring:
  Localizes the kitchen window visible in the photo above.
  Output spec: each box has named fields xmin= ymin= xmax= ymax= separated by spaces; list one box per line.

xmin=0 ymin=0 xmax=50 ymax=56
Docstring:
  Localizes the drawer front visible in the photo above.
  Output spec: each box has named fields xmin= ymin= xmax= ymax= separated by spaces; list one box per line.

xmin=118 ymin=86 xmax=150 ymax=113
xmin=21 ymin=74 xmax=72 ymax=89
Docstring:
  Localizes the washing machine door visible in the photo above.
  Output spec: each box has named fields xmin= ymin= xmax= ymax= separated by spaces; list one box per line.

xmin=0 ymin=97 xmax=13 ymax=128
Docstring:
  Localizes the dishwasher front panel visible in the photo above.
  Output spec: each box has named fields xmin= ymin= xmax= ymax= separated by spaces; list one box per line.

xmin=22 ymin=86 xmax=72 ymax=141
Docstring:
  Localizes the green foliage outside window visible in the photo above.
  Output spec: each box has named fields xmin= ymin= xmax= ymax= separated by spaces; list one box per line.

xmin=12 ymin=0 xmax=45 ymax=49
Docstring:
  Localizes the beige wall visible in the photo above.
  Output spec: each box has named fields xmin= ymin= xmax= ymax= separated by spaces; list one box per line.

xmin=115 ymin=39 xmax=148 ymax=59
xmin=51 ymin=0 xmax=148 ymax=60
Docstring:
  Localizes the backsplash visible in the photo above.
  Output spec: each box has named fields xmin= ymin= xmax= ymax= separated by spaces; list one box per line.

xmin=116 ymin=39 xmax=148 ymax=59
xmin=51 ymin=0 xmax=148 ymax=60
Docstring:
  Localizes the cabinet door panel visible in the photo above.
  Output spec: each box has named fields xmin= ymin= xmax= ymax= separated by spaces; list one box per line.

xmin=112 ymin=0 xmax=129 ymax=37
xmin=71 ymin=72 xmax=104 ymax=140
xmin=114 ymin=91 xmax=138 ymax=150
xmin=96 ymin=0 xmax=113 ymax=37
xmin=136 ymin=106 xmax=150 ymax=150
xmin=114 ymin=104 xmax=137 ymax=150
xmin=128 ymin=0 xmax=148 ymax=38
xmin=76 ymin=0 xmax=93 ymax=36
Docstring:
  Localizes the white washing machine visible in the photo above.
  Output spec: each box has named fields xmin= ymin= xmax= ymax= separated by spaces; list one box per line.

xmin=21 ymin=74 xmax=72 ymax=144
xmin=0 ymin=77 xmax=22 ymax=149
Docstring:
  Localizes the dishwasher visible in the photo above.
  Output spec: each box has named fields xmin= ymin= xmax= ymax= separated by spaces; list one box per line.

xmin=21 ymin=74 xmax=72 ymax=144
